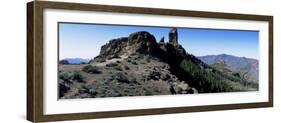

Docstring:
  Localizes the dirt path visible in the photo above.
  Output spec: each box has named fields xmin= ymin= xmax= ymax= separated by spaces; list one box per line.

xmin=91 ymin=55 xmax=128 ymax=67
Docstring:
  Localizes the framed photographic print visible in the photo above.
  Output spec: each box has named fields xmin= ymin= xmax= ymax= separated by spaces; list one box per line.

xmin=27 ymin=1 xmax=273 ymax=122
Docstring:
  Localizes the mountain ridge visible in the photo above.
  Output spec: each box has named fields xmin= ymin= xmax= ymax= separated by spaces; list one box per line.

xmin=58 ymin=28 xmax=258 ymax=99
xmin=198 ymin=54 xmax=258 ymax=61
xmin=60 ymin=58 xmax=90 ymax=64
xmin=90 ymin=28 xmax=258 ymax=93
xmin=198 ymin=54 xmax=259 ymax=83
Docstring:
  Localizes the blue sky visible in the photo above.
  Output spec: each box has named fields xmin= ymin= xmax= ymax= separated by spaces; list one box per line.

xmin=59 ymin=23 xmax=259 ymax=60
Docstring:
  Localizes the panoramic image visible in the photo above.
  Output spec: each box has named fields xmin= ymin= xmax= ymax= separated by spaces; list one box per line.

xmin=58 ymin=23 xmax=259 ymax=99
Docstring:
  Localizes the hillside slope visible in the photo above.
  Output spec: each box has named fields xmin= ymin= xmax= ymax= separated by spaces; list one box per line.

xmin=198 ymin=54 xmax=259 ymax=83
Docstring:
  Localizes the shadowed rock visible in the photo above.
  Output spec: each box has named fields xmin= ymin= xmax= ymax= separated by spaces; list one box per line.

xmin=127 ymin=31 xmax=158 ymax=54
xmin=169 ymin=28 xmax=178 ymax=45
xmin=159 ymin=37 xmax=165 ymax=44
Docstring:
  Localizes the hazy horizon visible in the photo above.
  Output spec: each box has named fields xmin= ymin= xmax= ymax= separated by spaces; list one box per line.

xmin=59 ymin=23 xmax=259 ymax=60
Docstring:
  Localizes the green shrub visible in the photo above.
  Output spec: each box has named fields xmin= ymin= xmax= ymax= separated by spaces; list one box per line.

xmin=106 ymin=63 xmax=118 ymax=67
xmin=105 ymin=89 xmax=122 ymax=97
xmin=114 ymin=66 xmax=123 ymax=71
xmin=82 ymin=65 xmax=101 ymax=74
xmin=145 ymin=90 xmax=153 ymax=96
xmin=59 ymin=71 xmax=84 ymax=82
xmin=71 ymin=71 xmax=84 ymax=82
xmin=59 ymin=72 xmax=71 ymax=81
xmin=114 ymin=72 xmax=129 ymax=83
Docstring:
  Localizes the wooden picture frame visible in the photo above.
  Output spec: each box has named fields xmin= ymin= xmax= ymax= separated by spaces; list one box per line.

xmin=27 ymin=1 xmax=273 ymax=122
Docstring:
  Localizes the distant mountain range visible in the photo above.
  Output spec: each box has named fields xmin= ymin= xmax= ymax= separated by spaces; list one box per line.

xmin=60 ymin=58 xmax=90 ymax=64
xmin=198 ymin=54 xmax=259 ymax=83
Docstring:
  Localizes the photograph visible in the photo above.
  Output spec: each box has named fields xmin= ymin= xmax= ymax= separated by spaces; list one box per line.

xmin=58 ymin=23 xmax=259 ymax=99
xmin=26 ymin=1 xmax=273 ymax=122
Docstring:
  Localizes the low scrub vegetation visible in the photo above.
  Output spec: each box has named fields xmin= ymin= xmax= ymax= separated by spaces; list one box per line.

xmin=106 ymin=63 xmax=119 ymax=67
xmin=82 ymin=65 xmax=101 ymax=74
xmin=59 ymin=71 xmax=84 ymax=82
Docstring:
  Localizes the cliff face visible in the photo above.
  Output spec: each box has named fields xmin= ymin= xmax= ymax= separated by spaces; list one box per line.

xmin=94 ymin=31 xmax=159 ymax=62
xmin=169 ymin=28 xmax=178 ymax=45
xmin=94 ymin=37 xmax=128 ymax=62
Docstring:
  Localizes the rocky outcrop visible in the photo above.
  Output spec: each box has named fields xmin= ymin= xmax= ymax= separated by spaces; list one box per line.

xmin=93 ymin=37 xmax=128 ymax=62
xmin=127 ymin=31 xmax=159 ymax=54
xmin=169 ymin=28 xmax=178 ymax=45
xmin=93 ymin=28 xmax=210 ymax=78
xmin=93 ymin=31 xmax=161 ymax=63
xmin=93 ymin=28 xmax=201 ymax=67
xmin=159 ymin=37 xmax=165 ymax=44
xmin=158 ymin=37 xmax=166 ymax=51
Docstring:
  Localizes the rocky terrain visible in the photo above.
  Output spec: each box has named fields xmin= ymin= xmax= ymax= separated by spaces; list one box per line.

xmin=59 ymin=28 xmax=258 ymax=99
